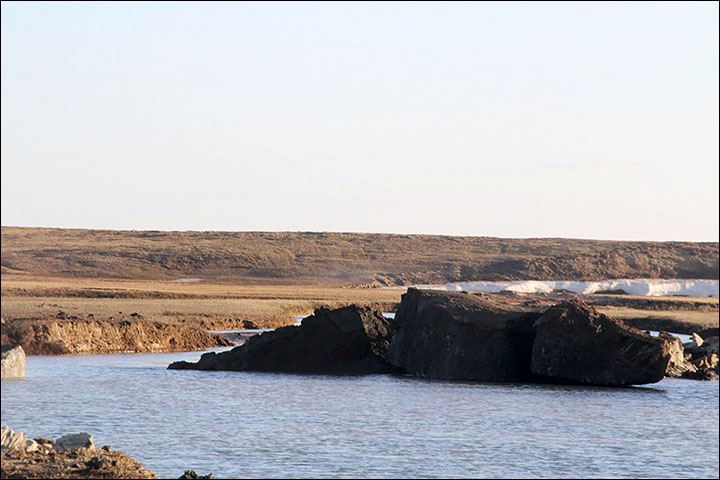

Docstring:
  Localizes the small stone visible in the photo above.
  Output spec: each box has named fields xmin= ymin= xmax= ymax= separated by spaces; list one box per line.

xmin=86 ymin=456 xmax=109 ymax=469
xmin=54 ymin=432 xmax=95 ymax=452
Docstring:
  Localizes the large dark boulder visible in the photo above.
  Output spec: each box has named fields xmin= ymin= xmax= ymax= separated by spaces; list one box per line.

xmin=168 ymin=305 xmax=396 ymax=375
xmin=531 ymin=300 xmax=672 ymax=386
xmin=385 ymin=288 xmax=540 ymax=382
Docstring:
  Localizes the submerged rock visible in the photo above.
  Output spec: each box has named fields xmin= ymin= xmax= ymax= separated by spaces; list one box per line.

xmin=385 ymin=289 xmax=540 ymax=382
xmin=1 ymin=345 xmax=26 ymax=379
xmin=169 ymin=305 xmax=396 ymax=375
xmin=531 ymin=301 xmax=671 ymax=386
xmin=179 ymin=470 xmax=215 ymax=479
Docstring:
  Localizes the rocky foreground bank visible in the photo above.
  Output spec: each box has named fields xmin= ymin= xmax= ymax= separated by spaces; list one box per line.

xmin=0 ymin=426 xmax=156 ymax=479
xmin=0 ymin=427 xmax=216 ymax=479
xmin=170 ymin=289 xmax=719 ymax=386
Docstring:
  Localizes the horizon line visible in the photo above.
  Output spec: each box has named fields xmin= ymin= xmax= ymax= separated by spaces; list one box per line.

xmin=1 ymin=225 xmax=718 ymax=244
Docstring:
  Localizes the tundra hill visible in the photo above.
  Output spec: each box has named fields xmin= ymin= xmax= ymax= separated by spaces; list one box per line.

xmin=1 ymin=227 xmax=718 ymax=285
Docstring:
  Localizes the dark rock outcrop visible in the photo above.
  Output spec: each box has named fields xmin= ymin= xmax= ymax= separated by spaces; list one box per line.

xmin=169 ymin=305 xmax=396 ymax=375
xmin=531 ymin=301 xmax=672 ymax=386
xmin=659 ymin=332 xmax=695 ymax=377
xmin=697 ymin=328 xmax=719 ymax=339
xmin=664 ymin=332 xmax=719 ymax=380
xmin=684 ymin=334 xmax=718 ymax=358
xmin=385 ymin=289 xmax=540 ymax=382
xmin=659 ymin=331 xmax=708 ymax=379
xmin=168 ymin=290 xmax=708 ymax=385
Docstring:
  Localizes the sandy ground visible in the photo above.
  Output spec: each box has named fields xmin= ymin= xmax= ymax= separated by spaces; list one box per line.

xmin=1 ymin=276 xmax=402 ymax=329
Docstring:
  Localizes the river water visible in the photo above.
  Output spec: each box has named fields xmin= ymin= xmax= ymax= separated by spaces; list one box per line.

xmin=2 ymin=344 xmax=718 ymax=479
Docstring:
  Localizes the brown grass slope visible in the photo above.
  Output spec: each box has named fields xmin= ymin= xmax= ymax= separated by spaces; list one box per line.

xmin=1 ymin=227 xmax=718 ymax=284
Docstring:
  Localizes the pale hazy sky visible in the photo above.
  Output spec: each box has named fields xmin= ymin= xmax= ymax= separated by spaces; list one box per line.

xmin=1 ymin=1 xmax=718 ymax=241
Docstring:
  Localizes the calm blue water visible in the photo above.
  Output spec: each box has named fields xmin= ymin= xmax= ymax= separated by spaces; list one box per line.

xmin=1 ymin=346 xmax=718 ymax=479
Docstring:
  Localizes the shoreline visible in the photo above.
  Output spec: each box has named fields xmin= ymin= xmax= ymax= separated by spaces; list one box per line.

xmin=2 ymin=290 xmax=716 ymax=356
xmin=0 ymin=427 xmax=158 ymax=479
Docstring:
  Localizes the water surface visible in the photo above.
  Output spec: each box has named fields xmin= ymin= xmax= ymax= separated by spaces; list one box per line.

xmin=2 ymin=349 xmax=717 ymax=479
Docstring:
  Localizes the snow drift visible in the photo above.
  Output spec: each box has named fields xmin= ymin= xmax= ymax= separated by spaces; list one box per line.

xmin=396 ymin=279 xmax=718 ymax=298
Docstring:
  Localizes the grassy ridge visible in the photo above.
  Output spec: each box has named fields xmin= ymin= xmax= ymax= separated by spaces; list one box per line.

xmin=1 ymin=227 xmax=718 ymax=284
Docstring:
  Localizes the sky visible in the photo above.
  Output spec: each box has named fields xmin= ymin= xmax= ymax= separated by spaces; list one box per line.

xmin=1 ymin=1 xmax=718 ymax=241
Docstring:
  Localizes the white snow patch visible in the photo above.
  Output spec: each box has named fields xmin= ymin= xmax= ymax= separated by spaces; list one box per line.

xmin=392 ymin=279 xmax=718 ymax=298
xmin=292 ymin=311 xmax=396 ymax=327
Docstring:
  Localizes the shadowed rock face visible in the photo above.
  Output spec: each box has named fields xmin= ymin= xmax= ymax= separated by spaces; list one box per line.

xmin=660 ymin=332 xmax=700 ymax=378
xmin=664 ymin=332 xmax=720 ymax=380
xmin=531 ymin=301 xmax=672 ymax=386
xmin=169 ymin=305 xmax=396 ymax=375
xmin=385 ymin=289 xmax=540 ymax=382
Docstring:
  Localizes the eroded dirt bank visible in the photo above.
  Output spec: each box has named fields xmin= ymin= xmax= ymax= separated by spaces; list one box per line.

xmin=1 ymin=317 xmax=232 ymax=355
